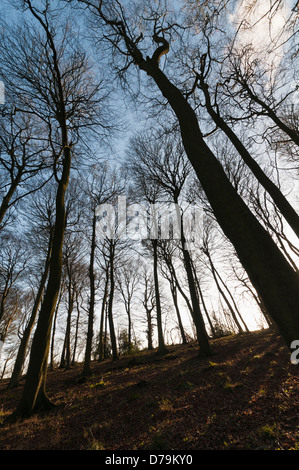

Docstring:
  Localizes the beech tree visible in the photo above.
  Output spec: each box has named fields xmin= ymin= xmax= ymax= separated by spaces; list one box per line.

xmin=68 ymin=0 xmax=299 ymax=352
xmin=81 ymin=163 xmax=124 ymax=376
xmin=128 ymin=131 xmax=211 ymax=355
xmin=8 ymin=186 xmax=55 ymax=389
xmin=126 ymin=149 xmax=168 ymax=355
xmin=140 ymin=263 xmax=156 ymax=351
xmin=6 ymin=0 xmax=111 ymax=420
xmin=116 ymin=259 xmax=141 ymax=354
xmin=0 ymin=105 xmax=51 ymax=230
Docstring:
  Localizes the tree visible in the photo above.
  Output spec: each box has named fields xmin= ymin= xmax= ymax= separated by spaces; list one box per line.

xmin=126 ymin=153 xmax=168 ymax=354
xmin=201 ymin=219 xmax=249 ymax=334
xmin=0 ymin=233 xmax=28 ymax=349
xmin=8 ymin=187 xmax=55 ymax=389
xmin=7 ymin=0 xmax=110 ymax=420
xmin=158 ymin=241 xmax=187 ymax=344
xmin=140 ymin=263 xmax=156 ymax=351
xmin=0 ymin=100 xmax=51 ymax=230
xmin=72 ymin=1 xmax=299 ymax=351
xmin=116 ymin=259 xmax=141 ymax=354
xmin=128 ymin=131 xmax=211 ymax=355
xmin=193 ymin=38 xmax=299 ymax=239
xmin=81 ymin=163 xmax=124 ymax=376
xmin=59 ymin=230 xmax=87 ymax=370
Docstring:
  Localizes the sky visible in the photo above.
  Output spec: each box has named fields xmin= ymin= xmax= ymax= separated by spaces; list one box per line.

xmin=230 ymin=0 xmax=293 ymax=71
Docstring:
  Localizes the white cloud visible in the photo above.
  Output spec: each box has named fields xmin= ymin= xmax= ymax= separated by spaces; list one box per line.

xmin=230 ymin=0 xmax=291 ymax=72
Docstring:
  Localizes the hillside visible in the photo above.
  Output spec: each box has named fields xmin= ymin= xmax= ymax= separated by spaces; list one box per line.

xmin=0 ymin=329 xmax=298 ymax=451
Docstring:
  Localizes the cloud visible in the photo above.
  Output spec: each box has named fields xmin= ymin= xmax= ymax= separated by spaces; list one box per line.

xmin=230 ymin=0 xmax=291 ymax=72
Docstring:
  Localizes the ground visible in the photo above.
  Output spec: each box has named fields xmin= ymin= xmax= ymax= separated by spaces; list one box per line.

xmin=0 ymin=329 xmax=298 ymax=450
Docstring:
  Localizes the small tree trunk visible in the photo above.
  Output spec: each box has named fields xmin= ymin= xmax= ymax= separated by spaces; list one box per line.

xmin=180 ymin=218 xmax=211 ymax=356
xmin=108 ymin=243 xmax=118 ymax=361
xmin=169 ymin=280 xmax=187 ymax=344
xmin=190 ymin=260 xmax=216 ymax=338
xmin=152 ymin=240 xmax=167 ymax=354
xmin=49 ymin=287 xmax=62 ymax=371
xmin=82 ymin=210 xmax=97 ymax=377
xmin=98 ymin=271 xmax=109 ymax=362
xmin=72 ymin=293 xmax=81 ymax=366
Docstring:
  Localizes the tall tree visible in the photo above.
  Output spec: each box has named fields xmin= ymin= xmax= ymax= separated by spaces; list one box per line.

xmin=0 ymin=102 xmax=51 ymax=229
xmin=127 ymin=156 xmax=167 ymax=354
xmin=116 ymin=259 xmax=141 ymax=354
xmin=73 ymin=1 xmax=299 ymax=350
xmin=7 ymin=0 xmax=110 ymax=420
xmin=194 ymin=47 xmax=299 ymax=239
xmin=128 ymin=132 xmax=211 ymax=355
xmin=0 ymin=233 xmax=28 ymax=349
xmin=81 ymin=163 xmax=124 ymax=376
xmin=8 ymin=187 xmax=55 ymax=389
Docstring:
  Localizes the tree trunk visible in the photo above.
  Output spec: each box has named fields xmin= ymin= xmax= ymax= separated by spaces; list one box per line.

xmin=190 ymin=259 xmax=216 ymax=338
xmin=82 ymin=210 xmax=97 ymax=376
xmin=169 ymin=280 xmax=187 ymax=344
xmin=127 ymin=302 xmax=132 ymax=354
xmin=180 ymin=219 xmax=211 ymax=356
xmin=72 ymin=292 xmax=81 ymax=366
xmin=214 ymin=267 xmax=249 ymax=333
xmin=205 ymin=249 xmax=244 ymax=334
xmin=152 ymin=239 xmax=167 ymax=354
xmin=49 ymin=285 xmax=62 ymax=371
xmin=146 ymin=309 xmax=154 ymax=351
xmin=108 ymin=243 xmax=118 ymax=361
xmin=60 ymin=276 xmax=74 ymax=371
xmin=98 ymin=271 xmax=109 ymax=362
xmin=0 ymin=170 xmax=23 ymax=228
xmin=143 ymin=277 xmax=154 ymax=351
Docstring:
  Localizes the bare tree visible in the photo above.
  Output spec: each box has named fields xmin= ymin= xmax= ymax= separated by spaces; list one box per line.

xmin=116 ymin=259 xmax=141 ymax=354
xmin=69 ymin=0 xmax=299 ymax=351
xmin=139 ymin=263 xmax=156 ymax=351
xmin=81 ymin=163 xmax=125 ymax=376
xmin=0 ymin=105 xmax=51 ymax=230
xmin=126 ymin=154 xmax=168 ymax=355
xmin=158 ymin=241 xmax=187 ymax=344
xmin=6 ymin=1 xmax=111 ymax=420
xmin=0 ymin=233 xmax=28 ymax=348
xmin=127 ymin=131 xmax=211 ymax=355
xmin=8 ymin=188 xmax=55 ymax=389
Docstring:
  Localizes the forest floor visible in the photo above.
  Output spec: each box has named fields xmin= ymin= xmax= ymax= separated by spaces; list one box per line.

xmin=0 ymin=328 xmax=298 ymax=451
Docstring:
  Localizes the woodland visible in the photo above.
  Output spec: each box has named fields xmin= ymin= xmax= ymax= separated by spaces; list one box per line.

xmin=0 ymin=0 xmax=298 ymax=451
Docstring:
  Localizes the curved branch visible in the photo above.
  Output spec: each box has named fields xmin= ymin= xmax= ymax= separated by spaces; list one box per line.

xmin=152 ymin=33 xmax=169 ymax=65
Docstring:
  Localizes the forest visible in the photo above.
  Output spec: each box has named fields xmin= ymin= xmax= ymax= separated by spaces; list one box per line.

xmin=0 ymin=0 xmax=298 ymax=452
